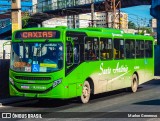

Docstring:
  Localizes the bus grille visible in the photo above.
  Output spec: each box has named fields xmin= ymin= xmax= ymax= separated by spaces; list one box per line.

xmin=15 ymin=76 xmax=51 ymax=81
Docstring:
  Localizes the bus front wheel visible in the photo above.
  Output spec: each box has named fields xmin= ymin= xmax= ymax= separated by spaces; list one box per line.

xmin=80 ymin=81 xmax=91 ymax=103
xmin=131 ymin=74 xmax=138 ymax=93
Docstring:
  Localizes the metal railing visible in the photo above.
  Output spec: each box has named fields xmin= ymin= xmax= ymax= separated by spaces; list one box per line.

xmin=30 ymin=0 xmax=105 ymax=14
xmin=0 ymin=18 xmax=11 ymax=29
xmin=0 ymin=18 xmax=11 ymax=35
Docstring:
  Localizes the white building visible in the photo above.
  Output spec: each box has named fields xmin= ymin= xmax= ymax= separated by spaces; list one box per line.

xmin=42 ymin=17 xmax=67 ymax=27
xmin=79 ymin=13 xmax=92 ymax=28
xmin=67 ymin=15 xmax=79 ymax=28
xmin=42 ymin=13 xmax=92 ymax=28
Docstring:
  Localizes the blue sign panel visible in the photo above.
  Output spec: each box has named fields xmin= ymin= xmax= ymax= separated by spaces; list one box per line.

xmin=32 ymin=64 xmax=40 ymax=72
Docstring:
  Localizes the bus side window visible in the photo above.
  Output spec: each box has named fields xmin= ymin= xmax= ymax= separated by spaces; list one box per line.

xmin=66 ymin=42 xmax=73 ymax=66
xmin=74 ymin=43 xmax=80 ymax=64
xmin=136 ymin=40 xmax=144 ymax=58
xmin=114 ymin=39 xmax=124 ymax=59
xmin=145 ymin=41 xmax=153 ymax=58
xmin=125 ymin=39 xmax=135 ymax=59
xmin=100 ymin=38 xmax=113 ymax=60
xmin=84 ymin=37 xmax=99 ymax=61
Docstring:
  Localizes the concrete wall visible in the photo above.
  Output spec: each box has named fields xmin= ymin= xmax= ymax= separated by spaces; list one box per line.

xmin=154 ymin=45 xmax=160 ymax=76
xmin=0 ymin=40 xmax=11 ymax=59
xmin=0 ymin=40 xmax=11 ymax=97
xmin=0 ymin=59 xmax=10 ymax=98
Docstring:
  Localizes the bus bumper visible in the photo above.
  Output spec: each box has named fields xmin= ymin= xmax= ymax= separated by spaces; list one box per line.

xmin=9 ymin=83 xmax=69 ymax=99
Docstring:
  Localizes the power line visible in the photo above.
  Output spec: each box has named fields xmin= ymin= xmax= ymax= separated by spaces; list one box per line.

xmin=121 ymin=10 xmax=151 ymax=21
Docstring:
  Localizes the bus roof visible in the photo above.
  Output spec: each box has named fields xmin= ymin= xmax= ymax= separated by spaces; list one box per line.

xmin=12 ymin=26 xmax=154 ymax=41
xmin=123 ymin=33 xmax=154 ymax=40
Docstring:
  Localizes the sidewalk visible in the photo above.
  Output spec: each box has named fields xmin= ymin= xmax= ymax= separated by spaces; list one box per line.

xmin=0 ymin=97 xmax=32 ymax=106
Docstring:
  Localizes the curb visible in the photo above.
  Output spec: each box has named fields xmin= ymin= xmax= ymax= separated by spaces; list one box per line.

xmin=154 ymin=76 xmax=160 ymax=79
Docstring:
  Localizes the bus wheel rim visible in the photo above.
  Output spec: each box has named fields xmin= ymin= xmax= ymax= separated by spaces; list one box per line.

xmin=132 ymin=78 xmax=137 ymax=92
xmin=83 ymin=86 xmax=88 ymax=98
xmin=82 ymin=82 xmax=90 ymax=101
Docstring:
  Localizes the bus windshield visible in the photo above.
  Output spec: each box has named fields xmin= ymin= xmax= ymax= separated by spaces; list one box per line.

xmin=10 ymin=42 xmax=63 ymax=73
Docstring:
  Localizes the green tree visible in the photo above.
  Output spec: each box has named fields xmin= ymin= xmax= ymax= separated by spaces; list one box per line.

xmin=22 ymin=12 xmax=30 ymax=28
xmin=128 ymin=21 xmax=136 ymax=29
xmin=145 ymin=27 xmax=152 ymax=34
xmin=139 ymin=27 xmax=153 ymax=35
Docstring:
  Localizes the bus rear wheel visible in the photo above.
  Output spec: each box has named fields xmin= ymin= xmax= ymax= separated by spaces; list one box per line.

xmin=80 ymin=81 xmax=91 ymax=104
xmin=131 ymin=74 xmax=138 ymax=93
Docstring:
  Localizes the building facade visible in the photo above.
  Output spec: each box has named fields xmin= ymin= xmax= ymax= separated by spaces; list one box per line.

xmin=42 ymin=17 xmax=67 ymax=27
xmin=43 ymin=13 xmax=91 ymax=28
xmin=150 ymin=18 xmax=157 ymax=39
xmin=96 ymin=12 xmax=128 ymax=29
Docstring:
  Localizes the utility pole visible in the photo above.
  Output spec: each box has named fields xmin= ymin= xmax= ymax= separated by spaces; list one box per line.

xmin=105 ymin=0 xmax=111 ymax=28
xmin=112 ymin=0 xmax=116 ymax=28
xmin=118 ymin=1 xmax=121 ymax=29
xmin=73 ymin=15 xmax=76 ymax=28
xmin=11 ymin=0 xmax=22 ymax=33
xmin=105 ymin=0 xmax=121 ymax=29
xmin=73 ymin=0 xmax=76 ymax=28
xmin=32 ymin=0 xmax=37 ymax=13
xmin=91 ymin=0 xmax=95 ymax=27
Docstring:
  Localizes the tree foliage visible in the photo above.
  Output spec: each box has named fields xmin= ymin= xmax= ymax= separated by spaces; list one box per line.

xmin=22 ymin=12 xmax=30 ymax=28
xmin=128 ymin=21 xmax=136 ymax=29
xmin=139 ymin=27 xmax=153 ymax=35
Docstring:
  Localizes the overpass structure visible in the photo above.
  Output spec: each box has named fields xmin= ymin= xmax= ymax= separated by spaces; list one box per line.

xmin=30 ymin=0 xmax=151 ymax=22
xmin=0 ymin=0 xmax=153 ymax=38
xmin=0 ymin=0 xmax=32 ymax=37
xmin=0 ymin=18 xmax=11 ymax=39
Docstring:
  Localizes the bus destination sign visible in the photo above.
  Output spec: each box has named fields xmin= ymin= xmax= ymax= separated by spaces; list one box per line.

xmin=15 ymin=31 xmax=60 ymax=39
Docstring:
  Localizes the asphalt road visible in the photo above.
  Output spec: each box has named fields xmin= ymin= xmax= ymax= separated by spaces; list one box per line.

xmin=0 ymin=79 xmax=160 ymax=121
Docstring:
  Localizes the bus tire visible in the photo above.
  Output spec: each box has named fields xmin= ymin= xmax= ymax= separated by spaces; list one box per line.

xmin=131 ymin=74 xmax=138 ymax=93
xmin=80 ymin=81 xmax=91 ymax=104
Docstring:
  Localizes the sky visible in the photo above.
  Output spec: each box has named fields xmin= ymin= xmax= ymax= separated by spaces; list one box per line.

xmin=121 ymin=5 xmax=152 ymax=26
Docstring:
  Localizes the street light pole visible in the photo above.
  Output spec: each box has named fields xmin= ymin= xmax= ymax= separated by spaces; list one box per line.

xmin=11 ymin=0 xmax=22 ymax=33
xmin=91 ymin=0 xmax=95 ymax=27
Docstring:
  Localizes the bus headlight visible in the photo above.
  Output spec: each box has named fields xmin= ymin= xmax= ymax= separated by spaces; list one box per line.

xmin=9 ymin=77 xmax=14 ymax=85
xmin=53 ymin=79 xmax=62 ymax=88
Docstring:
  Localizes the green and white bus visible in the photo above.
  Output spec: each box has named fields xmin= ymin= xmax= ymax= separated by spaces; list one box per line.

xmin=9 ymin=26 xmax=154 ymax=103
